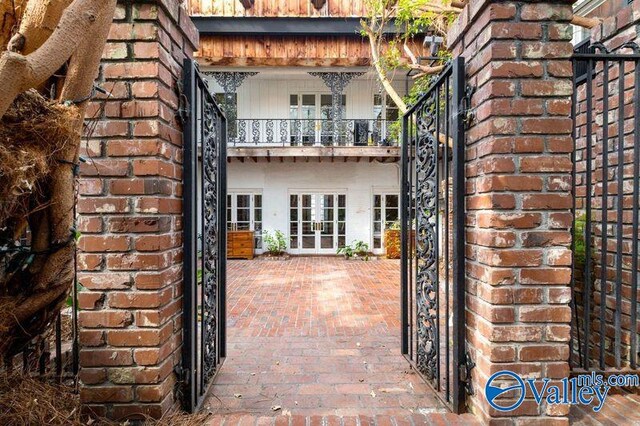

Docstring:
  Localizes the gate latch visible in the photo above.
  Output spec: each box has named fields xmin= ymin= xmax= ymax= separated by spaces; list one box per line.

xmin=462 ymin=85 xmax=475 ymax=129
xmin=459 ymin=350 xmax=476 ymax=396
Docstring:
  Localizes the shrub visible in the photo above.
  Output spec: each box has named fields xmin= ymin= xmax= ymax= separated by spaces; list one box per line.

xmin=263 ymin=230 xmax=287 ymax=255
xmin=337 ymin=240 xmax=370 ymax=260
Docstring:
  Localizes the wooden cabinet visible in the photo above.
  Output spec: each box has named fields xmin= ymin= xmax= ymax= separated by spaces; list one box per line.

xmin=227 ymin=231 xmax=255 ymax=260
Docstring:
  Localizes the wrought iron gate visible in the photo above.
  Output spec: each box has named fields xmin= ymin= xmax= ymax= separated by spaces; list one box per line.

xmin=401 ymin=58 xmax=468 ymax=413
xmin=570 ymin=41 xmax=640 ymax=373
xmin=182 ymin=58 xmax=227 ymax=412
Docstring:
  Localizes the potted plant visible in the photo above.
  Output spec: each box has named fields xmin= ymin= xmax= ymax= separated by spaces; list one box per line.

xmin=262 ymin=230 xmax=288 ymax=259
xmin=337 ymin=240 xmax=371 ymax=261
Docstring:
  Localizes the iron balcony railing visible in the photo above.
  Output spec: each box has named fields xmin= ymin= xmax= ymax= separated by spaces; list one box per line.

xmin=227 ymin=118 xmax=399 ymax=147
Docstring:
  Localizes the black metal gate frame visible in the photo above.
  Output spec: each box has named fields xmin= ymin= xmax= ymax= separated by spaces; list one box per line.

xmin=400 ymin=57 xmax=467 ymax=413
xmin=182 ymin=58 xmax=228 ymax=412
xmin=570 ymin=42 xmax=640 ymax=372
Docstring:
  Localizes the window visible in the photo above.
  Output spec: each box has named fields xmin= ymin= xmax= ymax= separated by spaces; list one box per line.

xmin=374 ymin=94 xmax=399 ymax=121
xmin=227 ymin=193 xmax=263 ymax=249
xmin=216 ymin=93 xmax=238 ymax=139
xmin=215 ymin=93 xmax=237 ymax=112
xmin=373 ymin=95 xmax=399 ymax=145
xmin=289 ymin=94 xmax=347 ymax=145
xmin=320 ymin=94 xmax=347 ymax=120
xmin=373 ymin=194 xmax=400 ymax=249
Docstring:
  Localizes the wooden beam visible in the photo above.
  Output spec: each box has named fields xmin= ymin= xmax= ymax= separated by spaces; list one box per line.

xmin=198 ymin=56 xmax=371 ymax=67
xmin=311 ymin=0 xmax=326 ymax=10
xmin=239 ymin=0 xmax=254 ymax=9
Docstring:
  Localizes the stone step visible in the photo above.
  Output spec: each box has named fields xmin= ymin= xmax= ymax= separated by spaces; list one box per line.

xmin=206 ymin=413 xmax=480 ymax=426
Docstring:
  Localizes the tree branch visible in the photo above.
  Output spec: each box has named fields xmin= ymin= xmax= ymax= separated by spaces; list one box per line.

xmin=0 ymin=0 xmax=115 ymax=117
xmin=362 ymin=19 xmax=408 ymax=114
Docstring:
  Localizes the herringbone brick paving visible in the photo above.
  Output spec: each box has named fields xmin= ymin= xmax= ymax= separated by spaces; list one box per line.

xmin=204 ymin=257 xmax=477 ymax=424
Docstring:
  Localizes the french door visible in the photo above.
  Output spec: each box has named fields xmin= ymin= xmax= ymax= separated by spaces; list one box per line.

xmin=289 ymin=94 xmax=346 ymax=145
xmin=373 ymin=193 xmax=400 ymax=252
xmin=289 ymin=193 xmax=346 ymax=254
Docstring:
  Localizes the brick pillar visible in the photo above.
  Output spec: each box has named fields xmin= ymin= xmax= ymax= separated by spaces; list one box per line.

xmin=448 ymin=2 xmax=574 ymax=424
xmin=76 ymin=0 xmax=198 ymax=420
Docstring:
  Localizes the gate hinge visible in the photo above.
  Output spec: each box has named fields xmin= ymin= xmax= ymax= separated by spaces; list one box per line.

xmin=459 ymin=350 xmax=476 ymax=396
xmin=177 ymin=80 xmax=190 ymax=125
xmin=462 ymin=84 xmax=475 ymax=129
xmin=175 ymin=364 xmax=188 ymax=385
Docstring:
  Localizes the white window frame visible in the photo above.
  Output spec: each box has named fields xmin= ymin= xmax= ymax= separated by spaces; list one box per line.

xmin=372 ymin=193 xmax=400 ymax=253
xmin=227 ymin=191 xmax=263 ymax=251
xmin=572 ymin=0 xmax=606 ymax=44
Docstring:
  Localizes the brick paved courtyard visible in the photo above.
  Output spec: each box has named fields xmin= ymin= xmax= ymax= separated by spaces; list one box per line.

xmin=203 ymin=257 xmax=478 ymax=424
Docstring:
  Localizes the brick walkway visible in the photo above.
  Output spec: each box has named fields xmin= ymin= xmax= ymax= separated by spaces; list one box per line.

xmin=204 ymin=257 xmax=478 ymax=424
xmin=569 ymin=392 xmax=640 ymax=425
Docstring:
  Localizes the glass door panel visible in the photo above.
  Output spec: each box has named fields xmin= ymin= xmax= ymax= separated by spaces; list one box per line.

xmin=301 ymin=94 xmax=316 ymax=146
xmin=228 ymin=193 xmax=262 ymax=249
xmin=320 ymin=194 xmax=334 ymax=249
xmin=289 ymin=193 xmax=346 ymax=254
xmin=301 ymin=194 xmax=316 ymax=249
xmin=289 ymin=195 xmax=298 ymax=249
xmin=373 ymin=193 xmax=400 ymax=250
xmin=235 ymin=194 xmax=251 ymax=230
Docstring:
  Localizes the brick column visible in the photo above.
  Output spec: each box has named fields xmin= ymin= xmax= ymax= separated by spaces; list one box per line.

xmin=76 ymin=0 xmax=198 ymax=420
xmin=448 ymin=2 xmax=574 ymax=424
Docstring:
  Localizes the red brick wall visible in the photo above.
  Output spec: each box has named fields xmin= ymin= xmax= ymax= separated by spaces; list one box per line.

xmin=76 ymin=0 xmax=198 ymax=420
xmin=447 ymin=1 xmax=574 ymax=423
xmin=572 ymin=1 xmax=640 ymax=370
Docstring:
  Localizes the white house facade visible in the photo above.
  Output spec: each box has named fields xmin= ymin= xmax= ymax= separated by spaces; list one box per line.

xmin=197 ymin=69 xmax=407 ymax=255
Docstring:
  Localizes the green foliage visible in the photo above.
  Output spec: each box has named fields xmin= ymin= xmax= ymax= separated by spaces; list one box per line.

xmin=337 ymin=244 xmax=355 ymax=259
xmin=381 ymin=40 xmax=403 ymax=70
xmin=574 ymin=213 xmax=587 ymax=266
xmin=337 ymin=240 xmax=371 ymax=260
xmin=263 ymin=230 xmax=287 ymax=255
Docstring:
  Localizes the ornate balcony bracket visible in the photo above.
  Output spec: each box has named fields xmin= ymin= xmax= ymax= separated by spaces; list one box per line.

xmin=204 ymin=71 xmax=258 ymax=122
xmin=309 ymin=72 xmax=365 ymax=140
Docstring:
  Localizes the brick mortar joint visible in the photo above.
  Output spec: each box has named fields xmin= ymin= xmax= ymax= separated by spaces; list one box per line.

xmin=447 ymin=0 xmax=575 ymax=51
xmin=590 ymin=1 xmax=640 ymax=44
xmin=117 ymin=0 xmax=198 ymax=50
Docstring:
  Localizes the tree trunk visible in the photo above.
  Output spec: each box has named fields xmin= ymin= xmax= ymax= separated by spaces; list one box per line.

xmin=0 ymin=0 xmax=117 ymax=359
xmin=1 ymin=1 xmax=27 ymax=51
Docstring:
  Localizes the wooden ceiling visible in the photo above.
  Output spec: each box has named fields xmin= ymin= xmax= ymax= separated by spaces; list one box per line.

xmin=188 ymin=0 xmax=368 ymax=17
xmin=196 ymin=34 xmax=430 ymax=68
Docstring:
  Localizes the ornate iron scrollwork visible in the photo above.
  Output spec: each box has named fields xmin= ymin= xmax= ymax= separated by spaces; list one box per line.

xmin=251 ymin=119 xmax=260 ymax=143
xmin=414 ymin=97 xmax=439 ymax=381
xmin=265 ymin=119 xmax=274 ymax=143
xmin=309 ymin=72 xmax=364 ymax=144
xmin=201 ymin=101 xmax=221 ymax=383
xmin=204 ymin=71 xmax=258 ymax=128
xmin=279 ymin=119 xmax=288 ymax=145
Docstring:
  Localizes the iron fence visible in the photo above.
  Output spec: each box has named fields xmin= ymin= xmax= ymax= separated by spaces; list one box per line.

xmin=571 ymin=42 xmax=640 ymax=372
xmin=227 ymin=118 xmax=399 ymax=147
xmin=401 ymin=58 xmax=469 ymax=413
xmin=1 ymin=309 xmax=79 ymax=383
xmin=1 ymin=230 xmax=79 ymax=383
xmin=182 ymin=58 xmax=227 ymax=412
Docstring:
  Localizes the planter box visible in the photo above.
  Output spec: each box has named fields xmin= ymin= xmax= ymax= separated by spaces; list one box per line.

xmin=261 ymin=253 xmax=291 ymax=261
xmin=384 ymin=229 xmax=415 ymax=259
xmin=384 ymin=229 xmax=401 ymax=259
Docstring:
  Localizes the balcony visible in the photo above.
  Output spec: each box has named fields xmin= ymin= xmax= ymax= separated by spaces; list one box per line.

xmin=229 ymin=118 xmax=399 ymax=147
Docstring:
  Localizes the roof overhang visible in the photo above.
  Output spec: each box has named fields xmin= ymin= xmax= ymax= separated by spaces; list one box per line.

xmin=192 ymin=16 xmax=403 ymax=36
